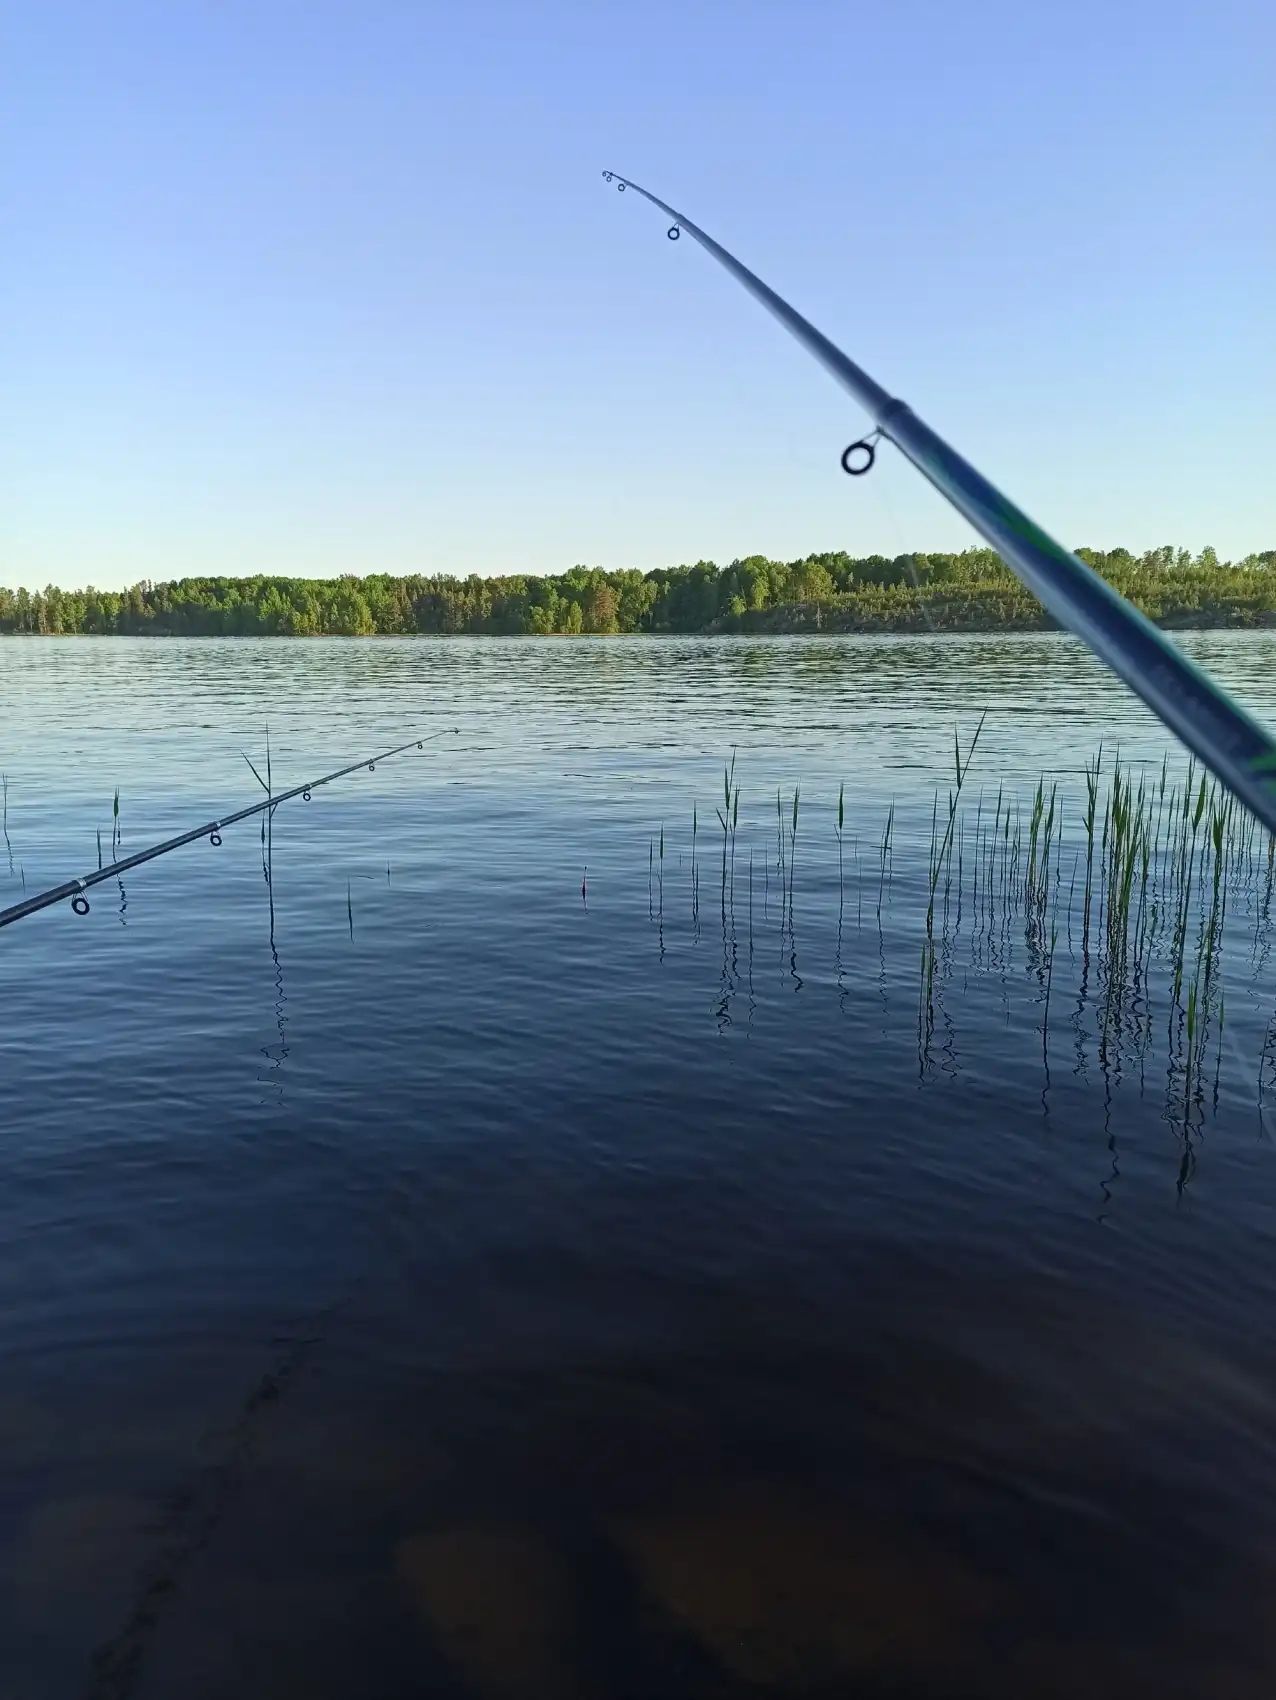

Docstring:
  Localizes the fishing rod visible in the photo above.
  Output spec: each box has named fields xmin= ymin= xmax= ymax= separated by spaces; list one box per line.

xmin=0 ymin=729 xmax=458 ymax=930
xmin=603 ymin=170 xmax=1276 ymax=833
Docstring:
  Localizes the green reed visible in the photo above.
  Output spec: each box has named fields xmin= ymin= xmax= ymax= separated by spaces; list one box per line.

xmin=835 ymin=780 xmax=845 ymax=916
xmin=661 ymin=734 xmax=1267 ymax=1119
xmin=877 ymin=802 xmax=894 ymax=919
xmin=2 ymin=772 xmax=13 ymax=874
xmin=925 ymin=711 xmax=986 ymax=940
xmin=788 ymin=784 xmax=801 ymax=910
xmin=1042 ymin=915 xmax=1059 ymax=1063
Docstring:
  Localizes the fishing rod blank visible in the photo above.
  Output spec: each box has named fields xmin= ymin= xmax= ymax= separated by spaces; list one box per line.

xmin=0 ymin=730 xmax=457 ymax=930
xmin=603 ymin=170 xmax=1276 ymax=834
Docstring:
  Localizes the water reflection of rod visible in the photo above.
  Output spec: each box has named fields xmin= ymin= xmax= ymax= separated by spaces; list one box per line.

xmin=605 ymin=171 xmax=1276 ymax=832
xmin=0 ymin=730 xmax=457 ymax=930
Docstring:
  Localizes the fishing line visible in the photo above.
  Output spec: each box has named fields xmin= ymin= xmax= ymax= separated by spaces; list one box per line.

xmin=603 ymin=170 xmax=1276 ymax=833
xmin=859 ymin=448 xmax=942 ymax=641
xmin=0 ymin=729 xmax=458 ymax=931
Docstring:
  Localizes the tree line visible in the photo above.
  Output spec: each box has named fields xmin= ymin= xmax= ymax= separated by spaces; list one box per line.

xmin=2 ymin=546 xmax=1273 ymax=637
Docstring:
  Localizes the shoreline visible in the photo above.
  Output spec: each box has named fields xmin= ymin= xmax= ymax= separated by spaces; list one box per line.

xmin=4 ymin=612 xmax=1276 ymax=640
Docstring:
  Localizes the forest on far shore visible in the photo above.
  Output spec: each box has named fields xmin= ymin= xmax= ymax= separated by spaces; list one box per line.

xmin=3 ymin=546 xmax=1274 ymax=637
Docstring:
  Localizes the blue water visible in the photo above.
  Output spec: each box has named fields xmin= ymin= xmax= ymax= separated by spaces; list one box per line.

xmin=5 ymin=632 xmax=1276 ymax=1698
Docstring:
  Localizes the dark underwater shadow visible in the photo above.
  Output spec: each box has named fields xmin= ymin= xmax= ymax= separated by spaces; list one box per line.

xmin=92 ymin=1242 xmax=1276 ymax=1700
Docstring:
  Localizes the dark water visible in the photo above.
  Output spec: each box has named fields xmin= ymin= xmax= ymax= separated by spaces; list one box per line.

xmin=5 ymin=632 xmax=1276 ymax=1699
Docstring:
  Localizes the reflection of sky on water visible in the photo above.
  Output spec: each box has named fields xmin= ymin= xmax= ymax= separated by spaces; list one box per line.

xmin=4 ymin=632 xmax=1276 ymax=1696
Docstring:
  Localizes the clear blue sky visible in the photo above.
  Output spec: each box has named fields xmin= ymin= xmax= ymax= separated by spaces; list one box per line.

xmin=4 ymin=0 xmax=1272 ymax=591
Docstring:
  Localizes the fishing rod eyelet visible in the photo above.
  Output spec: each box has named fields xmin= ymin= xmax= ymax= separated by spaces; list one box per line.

xmin=416 ymin=741 xmax=423 ymax=750
xmin=302 ymin=787 xmax=311 ymax=801
xmin=210 ymin=826 xmax=222 ymax=847
xmin=71 ymin=887 xmax=90 ymax=916
xmin=368 ymin=762 xmax=375 ymax=772
xmin=841 ymin=436 xmax=878 ymax=477
xmin=668 ymin=225 xmax=680 ymax=241
xmin=603 ymin=171 xmax=613 ymax=182
xmin=616 ymin=181 xmax=626 ymax=192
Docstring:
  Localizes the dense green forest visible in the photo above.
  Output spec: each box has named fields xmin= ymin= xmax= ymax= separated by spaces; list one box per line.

xmin=2 ymin=546 xmax=1274 ymax=637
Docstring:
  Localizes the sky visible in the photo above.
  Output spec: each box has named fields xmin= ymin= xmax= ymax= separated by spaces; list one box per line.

xmin=3 ymin=0 xmax=1273 ymax=592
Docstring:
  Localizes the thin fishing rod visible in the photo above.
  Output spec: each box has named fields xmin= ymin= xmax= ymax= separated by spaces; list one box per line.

xmin=0 ymin=729 xmax=457 ymax=930
xmin=603 ymin=170 xmax=1276 ymax=834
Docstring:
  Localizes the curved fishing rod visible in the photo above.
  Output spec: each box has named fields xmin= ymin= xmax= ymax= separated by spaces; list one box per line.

xmin=0 ymin=729 xmax=458 ymax=930
xmin=603 ymin=170 xmax=1276 ymax=833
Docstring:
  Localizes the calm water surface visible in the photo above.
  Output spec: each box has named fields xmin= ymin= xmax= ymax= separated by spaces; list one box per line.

xmin=5 ymin=632 xmax=1276 ymax=1698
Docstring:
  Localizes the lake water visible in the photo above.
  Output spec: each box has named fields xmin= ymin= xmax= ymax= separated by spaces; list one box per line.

xmin=5 ymin=631 xmax=1276 ymax=1699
